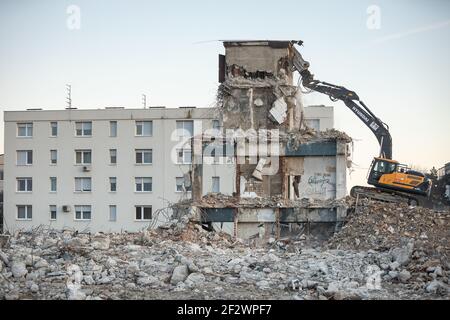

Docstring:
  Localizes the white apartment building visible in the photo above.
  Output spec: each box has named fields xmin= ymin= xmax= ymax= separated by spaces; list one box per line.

xmin=3 ymin=106 xmax=333 ymax=233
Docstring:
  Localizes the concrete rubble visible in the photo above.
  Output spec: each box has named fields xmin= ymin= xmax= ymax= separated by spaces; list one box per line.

xmin=0 ymin=198 xmax=448 ymax=300
xmin=187 ymin=192 xmax=348 ymax=209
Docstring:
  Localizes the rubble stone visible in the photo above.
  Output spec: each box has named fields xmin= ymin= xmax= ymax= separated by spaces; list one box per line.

xmin=170 ymin=265 xmax=189 ymax=285
xmin=11 ymin=261 xmax=28 ymax=278
xmin=398 ymin=270 xmax=412 ymax=283
xmin=0 ymin=216 xmax=447 ymax=300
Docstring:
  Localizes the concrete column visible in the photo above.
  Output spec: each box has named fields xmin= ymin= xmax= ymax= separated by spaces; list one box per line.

xmin=335 ymin=141 xmax=348 ymax=199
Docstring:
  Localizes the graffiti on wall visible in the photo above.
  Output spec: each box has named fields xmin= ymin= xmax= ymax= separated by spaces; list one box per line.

xmin=303 ymin=173 xmax=336 ymax=198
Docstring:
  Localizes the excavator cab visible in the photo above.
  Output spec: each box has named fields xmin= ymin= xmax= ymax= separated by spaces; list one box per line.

xmin=367 ymin=157 xmax=431 ymax=196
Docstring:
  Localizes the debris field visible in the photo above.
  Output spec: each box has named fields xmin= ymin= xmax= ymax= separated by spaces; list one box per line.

xmin=0 ymin=199 xmax=448 ymax=300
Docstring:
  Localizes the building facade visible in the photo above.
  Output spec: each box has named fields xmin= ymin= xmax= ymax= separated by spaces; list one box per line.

xmin=3 ymin=105 xmax=335 ymax=233
xmin=186 ymin=40 xmax=351 ymax=241
xmin=3 ymin=107 xmax=217 ymax=233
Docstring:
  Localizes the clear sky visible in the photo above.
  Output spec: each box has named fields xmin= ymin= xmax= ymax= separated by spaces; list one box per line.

xmin=1 ymin=0 xmax=449 ymax=188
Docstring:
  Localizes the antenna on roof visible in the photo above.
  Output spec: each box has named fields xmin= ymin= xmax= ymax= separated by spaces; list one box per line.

xmin=142 ymin=94 xmax=147 ymax=109
xmin=66 ymin=84 xmax=72 ymax=108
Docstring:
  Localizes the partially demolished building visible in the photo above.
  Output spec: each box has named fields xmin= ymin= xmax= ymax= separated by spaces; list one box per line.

xmin=2 ymin=40 xmax=353 ymax=237
xmin=181 ymin=41 xmax=353 ymax=241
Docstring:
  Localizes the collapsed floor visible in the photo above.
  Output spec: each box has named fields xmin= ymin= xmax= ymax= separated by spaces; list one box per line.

xmin=0 ymin=199 xmax=448 ymax=300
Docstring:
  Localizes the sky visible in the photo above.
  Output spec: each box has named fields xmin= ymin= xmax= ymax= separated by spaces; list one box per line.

xmin=0 ymin=0 xmax=449 ymax=188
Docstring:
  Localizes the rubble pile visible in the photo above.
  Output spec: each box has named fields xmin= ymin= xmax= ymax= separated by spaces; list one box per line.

xmin=283 ymin=128 xmax=352 ymax=150
xmin=191 ymin=193 xmax=348 ymax=209
xmin=327 ymin=199 xmax=450 ymax=296
xmin=0 ymin=213 xmax=448 ymax=300
xmin=327 ymin=200 xmax=449 ymax=254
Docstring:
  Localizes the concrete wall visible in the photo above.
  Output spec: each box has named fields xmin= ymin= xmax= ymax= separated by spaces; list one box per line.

xmin=224 ymin=41 xmax=293 ymax=81
xmin=199 ymin=206 xmax=347 ymax=240
xmin=290 ymin=156 xmax=337 ymax=200
xmin=3 ymin=107 xmax=218 ymax=233
xmin=304 ymin=106 xmax=334 ymax=131
xmin=202 ymin=160 xmax=236 ymax=196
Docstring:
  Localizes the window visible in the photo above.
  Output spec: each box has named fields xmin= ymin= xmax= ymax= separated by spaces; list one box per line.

xmin=306 ymin=119 xmax=320 ymax=131
xmin=176 ymin=176 xmax=191 ymax=192
xmin=50 ymin=177 xmax=57 ymax=192
xmin=0 ymin=170 xmax=3 ymax=180
xmin=176 ymin=120 xmax=193 ymax=138
xmin=110 ymin=149 xmax=117 ymax=164
xmin=176 ymin=177 xmax=184 ymax=192
xmin=17 ymin=178 xmax=32 ymax=192
xmin=177 ymin=149 xmax=192 ymax=164
xmin=75 ymin=177 xmax=92 ymax=192
xmin=212 ymin=176 xmax=220 ymax=193
xmin=17 ymin=205 xmax=32 ymax=220
xmin=17 ymin=123 xmax=33 ymax=137
xmin=212 ymin=120 xmax=220 ymax=130
xmin=75 ymin=121 xmax=92 ymax=136
xmin=136 ymin=121 xmax=152 ymax=136
xmin=50 ymin=205 xmax=57 ymax=220
xmin=135 ymin=206 xmax=152 ymax=221
xmin=135 ymin=149 xmax=152 ymax=164
xmin=75 ymin=149 xmax=92 ymax=164
xmin=50 ymin=150 xmax=57 ymax=164
xmin=135 ymin=177 xmax=152 ymax=192
xmin=17 ymin=150 xmax=33 ymax=165
xmin=109 ymin=205 xmax=117 ymax=221
xmin=75 ymin=205 xmax=91 ymax=220
xmin=110 ymin=121 xmax=117 ymax=137
xmin=109 ymin=177 xmax=117 ymax=192
xmin=50 ymin=122 xmax=58 ymax=136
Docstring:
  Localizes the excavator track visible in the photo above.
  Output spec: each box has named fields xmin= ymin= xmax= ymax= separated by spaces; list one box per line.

xmin=350 ymin=186 xmax=419 ymax=206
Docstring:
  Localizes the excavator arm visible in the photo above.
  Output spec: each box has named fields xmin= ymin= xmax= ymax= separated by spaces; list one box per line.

xmin=291 ymin=45 xmax=393 ymax=159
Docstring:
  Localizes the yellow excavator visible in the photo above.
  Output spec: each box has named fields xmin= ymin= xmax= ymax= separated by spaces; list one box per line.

xmin=290 ymin=41 xmax=432 ymax=206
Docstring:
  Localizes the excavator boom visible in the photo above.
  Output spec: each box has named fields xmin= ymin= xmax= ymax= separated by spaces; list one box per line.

xmin=290 ymin=42 xmax=431 ymax=204
xmin=291 ymin=45 xmax=392 ymax=159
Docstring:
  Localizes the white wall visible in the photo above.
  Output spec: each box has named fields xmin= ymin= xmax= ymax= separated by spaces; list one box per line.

xmin=202 ymin=160 xmax=236 ymax=196
xmin=304 ymin=106 xmax=334 ymax=131
xmin=3 ymin=106 xmax=339 ymax=233
xmin=3 ymin=108 xmax=217 ymax=233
